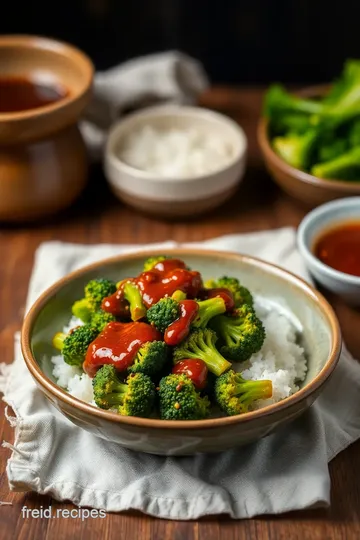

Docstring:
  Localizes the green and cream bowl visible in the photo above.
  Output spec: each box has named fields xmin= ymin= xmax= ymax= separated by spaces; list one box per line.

xmin=21 ymin=249 xmax=341 ymax=455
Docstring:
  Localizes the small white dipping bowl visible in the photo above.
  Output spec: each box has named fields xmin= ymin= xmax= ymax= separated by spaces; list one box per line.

xmin=104 ymin=105 xmax=247 ymax=218
xmin=297 ymin=197 xmax=360 ymax=305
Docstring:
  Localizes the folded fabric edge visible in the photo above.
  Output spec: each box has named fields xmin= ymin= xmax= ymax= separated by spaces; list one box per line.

xmin=5 ymin=462 xmax=329 ymax=520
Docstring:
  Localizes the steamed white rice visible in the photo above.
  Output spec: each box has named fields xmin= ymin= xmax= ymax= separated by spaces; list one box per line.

xmin=51 ymin=299 xmax=307 ymax=410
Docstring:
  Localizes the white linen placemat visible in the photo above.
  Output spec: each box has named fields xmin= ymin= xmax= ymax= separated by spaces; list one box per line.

xmin=1 ymin=227 xmax=360 ymax=519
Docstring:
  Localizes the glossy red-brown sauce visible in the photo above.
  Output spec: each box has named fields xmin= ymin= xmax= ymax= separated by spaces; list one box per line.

xmin=164 ymin=299 xmax=199 ymax=346
xmin=83 ymin=321 xmax=161 ymax=377
xmin=102 ymin=259 xmax=203 ymax=316
xmin=172 ymin=359 xmax=208 ymax=390
xmin=202 ymin=287 xmax=234 ymax=311
xmin=314 ymin=221 xmax=360 ymax=277
xmin=0 ymin=76 xmax=68 ymax=113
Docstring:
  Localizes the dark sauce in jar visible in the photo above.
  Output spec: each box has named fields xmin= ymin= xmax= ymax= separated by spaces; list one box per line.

xmin=0 ymin=76 xmax=68 ymax=113
xmin=314 ymin=220 xmax=360 ymax=277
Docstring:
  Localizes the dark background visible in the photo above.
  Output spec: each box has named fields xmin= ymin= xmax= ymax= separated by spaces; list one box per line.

xmin=0 ymin=0 xmax=357 ymax=84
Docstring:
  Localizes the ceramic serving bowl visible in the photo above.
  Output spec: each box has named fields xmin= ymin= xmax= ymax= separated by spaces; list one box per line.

xmin=104 ymin=105 xmax=247 ymax=218
xmin=21 ymin=249 xmax=341 ymax=455
xmin=298 ymin=197 xmax=360 ymax=305
xmin=257 ymin=85 xmax=360 ymax=208
xmin=0 ymin=35 xmax=94 ymax=222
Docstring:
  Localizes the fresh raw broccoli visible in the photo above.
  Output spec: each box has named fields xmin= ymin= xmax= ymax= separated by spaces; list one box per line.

xmin=311 ymin=146 xmax=360 ymax=180
xmin=192 ymin=297 xmax=226 ymax=328
xmin=123 ymin=281 xmax=147 ymax=321
xmin=158 ymin=373 xmax=210 ymax=420
xmin=317 ymin=136 xmax=348 ymax=163
xmin=272 ymin=129 xmax=320 ymax=170
xmin=52 ymin=325 xmax=98 ymax=367
xmin=205 ymin=276 xmax=253 ymax=308
xmin=173 ymin=328 xmax=231 ymax=377
xmin=85 ymin=278 xmax=117 ymax=311
xmin=215 ymin=370 xmax=273 ymax=416
xmin=143 ymin=256 xmax=168 ymax=272
xmin=92 ymin=365 xmax=156 ymax=417
xmin=128 ymin=341 xmax=168 ymax=376
xmin=147 ymin=297 xmax=180 ymax=332
xmin=270 ymin=113 xmax=311 ymax=136
xmin=90 ymin=310 xmax=116 ymax=332
xmin=348 ymin=119 xmax=360 ymax=147
xmin=264 ymin=84 xmax=323 ymax=119
xmin=210 ymin=304 xmax=265 ymax=362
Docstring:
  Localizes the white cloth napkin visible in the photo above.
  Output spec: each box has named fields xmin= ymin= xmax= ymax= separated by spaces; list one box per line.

xmin=80 ymin=51 xmax=209 ymax=161
xmin=2 ymin=228 xmax=360 ymax=519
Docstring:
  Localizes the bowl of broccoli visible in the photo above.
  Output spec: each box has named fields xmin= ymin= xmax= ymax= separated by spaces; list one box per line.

xmin=21 ymin=250 xmax=341 ymax=455
xmin=258 ymin=59 xmax=360 ymax=208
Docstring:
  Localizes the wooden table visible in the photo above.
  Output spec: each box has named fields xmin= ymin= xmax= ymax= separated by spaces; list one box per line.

xmin=1 ymin=88 xmax=359 ymax=540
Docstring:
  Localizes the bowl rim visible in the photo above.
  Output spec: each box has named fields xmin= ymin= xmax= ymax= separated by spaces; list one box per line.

xmin=257 ymin=83 xmax=360 ymax=192
xmin=0 ymin=34 xmax=94 ymax=122
xmin=297 ymin=196 xmax=360 ymax=285
xmin=105 ymin=104 xmax=248 ymax=183
xmin=21 ymin=248 xmax=342 ymax=430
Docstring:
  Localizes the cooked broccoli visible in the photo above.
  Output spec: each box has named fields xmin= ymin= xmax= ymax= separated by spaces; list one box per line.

xmin=128 ymin=341 xmax=168 ymax=376
xmin=123 ymin=281 xmax=147 ymax=321
xmin=71 ymin=298 xmax=92 ymax=323
xmin=264 ymin=84 xmax=323 ymax=119
xmin=52 ymin=325 xmax=98 ymax=367
xmin=85 ymin=278 xmax=117 ymax=311
xmin=215 ymin=370 xmax=272 ymax=416
xmin=311 ymin=146 xmax=360 ymax=180
xmin=158 ymin=373 xmax=210 ymax=420
xmin=205 ymin=276 xmax=253 ymax=308
xmin=210 ymin=304 xmax=265 ymax=362
xmin=147 ymin=297 xmax=180 ymax=332
xmin=173 ymin=328 xmax=231 ymax=377
xmin=272 ymin=129 xmax=320 ymax=170
xmin=172 ymin=290 xmax=187 ymax=301
xmin=143 ymin=256 xmax=168 ymax=272
xmin=90 ymin=310 xmax=116 ymax=332
xmin=92 ymin=365 xmax=156 ymax=417
xmin=321 ymin=60 xmax=360 ymax=124
xmin=192 ymin=297 xmax=226 ymax=328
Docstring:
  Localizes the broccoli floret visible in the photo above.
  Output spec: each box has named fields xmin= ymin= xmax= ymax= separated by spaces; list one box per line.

xmin=158 ymin=373 xmax=210 ymax=420
xmin=272 ymin=129 xmax=320 ymax=170
xmin=205 ymin=276 xmax=253 ymax=308
xmin=71 ymin=298 xmax=92 ymax=323
xmin=192 ymin=297 xmax=226 ymax=328
xmin=123 ymin=281 xmax=147 ymax=321
xmin=321 ymin=60 xmax=360 ymax=124
xmin=128 ymin=341 xmax=168 ymax=376
xmin=210 ymin=305 xmax=265 ymax=362
xmin=93 ymin=365 xmax=156 ymax=417
xmin=173 ymin=328 xmax=231 ymax=377
xmin=143 ymin=256 xmax=168 ymax=272
xmin=147 ymin=297 xmax=180 ymax=332
xmin=311 ymin=146 xmax=360 ymax=180
xmin=215 ymin=370 xmax=272 ymax=416
xmin=52 ymin=325 xmax=98 ymax=367
xmin=90 ymin=310 xmax=116 ymax=332
xmin=264 ymin=84 xmax=323 ymax=120
xmin=85 ymin=278 xmax=117 ymax=311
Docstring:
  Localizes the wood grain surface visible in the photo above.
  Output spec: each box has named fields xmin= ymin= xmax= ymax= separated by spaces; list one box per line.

xmin=0 ymin=87 xmax=359 ymax=540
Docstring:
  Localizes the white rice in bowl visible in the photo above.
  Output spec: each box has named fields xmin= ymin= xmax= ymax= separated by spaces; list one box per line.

xmin=51 ymin=297 xmax=308 ymax=412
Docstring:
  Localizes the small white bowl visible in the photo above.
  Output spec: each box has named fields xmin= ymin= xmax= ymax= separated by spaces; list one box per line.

xmin=297 ymin=197 xmax=360 ymax=305
xmin=104 ymin=104 xmax=247 ymax=218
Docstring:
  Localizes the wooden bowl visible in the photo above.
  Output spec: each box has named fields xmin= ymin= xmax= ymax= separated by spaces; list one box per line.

xmin=21 ymin=249 xmax=341 ymax=455
xmin=257 ymin=85 xmax=360 ymax=208
xmin=0 ymin=35 xmax=94 ymax=222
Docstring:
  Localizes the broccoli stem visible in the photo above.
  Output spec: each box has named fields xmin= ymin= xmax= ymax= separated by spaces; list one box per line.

xmin=171 ymin=290 xmax=186 ymax=302
xmin=235 ymin=380 xmax=273 ymax=406
xmin=123 ymin=282 xmax=147 ymax=321
xmin=52 ymin=332 xmax=67 ymax=350
xmin=191 ymin=331 xmax=231 ymax=377
xmin=193 ymin=297 xmax=226 ymax=328
xmin=103 ymin=385 xmax=128 ymax=406
xmin=311 ymin=147 xmax=360 ymax=179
